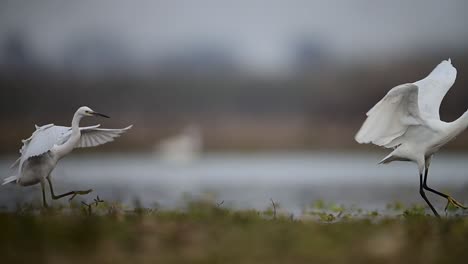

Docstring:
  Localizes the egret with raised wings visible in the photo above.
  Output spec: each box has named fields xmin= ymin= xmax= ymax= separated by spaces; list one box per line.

xmin=355 ymin=59 xmax=468 ymax=217
xmin=3 ymin=106 xmax=132 ymax=207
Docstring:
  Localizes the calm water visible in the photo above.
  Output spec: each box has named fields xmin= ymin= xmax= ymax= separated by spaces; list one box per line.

xmin=1 ymin=152 xmax=468 ymax=214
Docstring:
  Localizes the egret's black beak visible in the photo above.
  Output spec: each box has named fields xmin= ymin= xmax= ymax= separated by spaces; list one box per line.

xmin=92 ymin=112 xmax=110 ymax=118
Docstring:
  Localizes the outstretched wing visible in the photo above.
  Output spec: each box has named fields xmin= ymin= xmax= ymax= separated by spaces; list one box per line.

xmin=19 ymin=124 xmax=71 ymax=168
xmin=355 ymin=83 xmax=423 ymax=148
xmin=415 ymin=59 xmax=457 ymax=120
xmin=14 ymin=124 xmax=132 ymax=171
xmin=76 ymin=125 xmax=132 ymax=148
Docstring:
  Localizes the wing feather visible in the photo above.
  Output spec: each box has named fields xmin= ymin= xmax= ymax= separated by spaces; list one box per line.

xmin=9 ymin=157 xmax=20 ymax=169
xmin=18 ymin=125 xmax=71 ymax=168
xmin=414 ymin=59 xmax=457 ymax=120
xmin=14 ymin=124 xmax=131 ymax=170
xmin=76 ymin=125 xmax=132 ymax=148
xmin=355 ymin=83 xmax=422 ymax=148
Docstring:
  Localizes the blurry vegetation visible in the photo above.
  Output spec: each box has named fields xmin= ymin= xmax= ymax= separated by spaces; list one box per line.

xmin=386 ymin=201 xmax=405 ymax=211
xmin=2 ymin=199 xmax=468 ymax=264
xmin=2 ymin=54 xmax=468 ymax=153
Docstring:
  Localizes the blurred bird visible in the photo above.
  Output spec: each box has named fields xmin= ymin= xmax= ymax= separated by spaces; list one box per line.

xmin=355 ymin=59 xmax=467 ymax=217
xmin=3 ymin=106 xmax=132 ymax=207
xmin=154 ymin=124 xmax=202 ymax=164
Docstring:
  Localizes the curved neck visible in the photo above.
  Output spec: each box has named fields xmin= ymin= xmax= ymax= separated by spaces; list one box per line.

xmin=71 ymin=111 xmax=81 ymax=134
xmin=54 ymin=112 xmax=82 ymax=159
xmin=448 ymin=110 xmax=468 ymax=137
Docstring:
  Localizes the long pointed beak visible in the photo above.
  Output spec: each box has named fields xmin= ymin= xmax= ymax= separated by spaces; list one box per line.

xmin=92 ymin=112 xmax=110 ymax=118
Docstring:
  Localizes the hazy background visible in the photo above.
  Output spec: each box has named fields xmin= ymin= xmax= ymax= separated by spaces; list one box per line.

xmin=1 ymin=0 xmax=468 ymax=211
xmin=2 ymin=0 xmax=468 ymax=152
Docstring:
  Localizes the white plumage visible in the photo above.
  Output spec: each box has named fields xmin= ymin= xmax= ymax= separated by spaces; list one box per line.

xmin=11 ymin=124 xmax=131 ymax=172
xmin=415 ymin=59 xmax=457 ymax=120
xmin=154 ymin=125 xmax=203 ymax=164
xmin=355 ymin=83 xmax=422 ymax=148
xmin=355 ymin=59 xmax=468 ymax=216
xmin=2 ymin=106 xmax=132 ymax=207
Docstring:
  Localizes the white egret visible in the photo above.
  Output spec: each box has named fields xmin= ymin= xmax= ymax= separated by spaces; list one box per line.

xmin=3 ymin=106 xmax=132 ymax=207
xmin=154 ymin=124 xmax=202 ymax=164
xmin=355 ymin=59 xmax=468 ymax=217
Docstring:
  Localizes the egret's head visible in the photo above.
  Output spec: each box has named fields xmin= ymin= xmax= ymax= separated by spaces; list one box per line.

xmin=77 ymin=106 xmax=110 ymax=118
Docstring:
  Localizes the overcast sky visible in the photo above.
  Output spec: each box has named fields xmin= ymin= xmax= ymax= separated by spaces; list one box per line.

xmin=1 ymin=0 xmax=468 ymax=71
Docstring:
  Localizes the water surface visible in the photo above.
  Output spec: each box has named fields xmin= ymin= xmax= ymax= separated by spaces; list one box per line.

xmin=1 ymin=152 xmax=467 ymax=215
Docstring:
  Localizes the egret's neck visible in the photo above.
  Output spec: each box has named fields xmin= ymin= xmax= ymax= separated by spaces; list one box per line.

xmin=448 ymin=110 xmax=468 ymax=137
xmin=54 ymin=113 xmax=82 ymax=159
xmin=71 ymin=112 xmax=82 ymax=133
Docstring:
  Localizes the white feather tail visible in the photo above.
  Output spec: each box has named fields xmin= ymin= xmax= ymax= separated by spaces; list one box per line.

xmin=378 ymin=154 xmax=395 ymax=164
xmin=2 ymin=175 xmax=17 ymax=185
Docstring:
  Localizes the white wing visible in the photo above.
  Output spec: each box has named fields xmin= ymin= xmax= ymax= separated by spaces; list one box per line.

xmin=355 ymin=83 xmax=423 ymax=148
xmin=16 ymin=124 xmax=131 ymax=170
xmin=75 ymin=125 xmax=132 ymax=148
xmin=19 ymin=124 xmax=71 ymax=168
xmin=414 ymin=59 xmax=457 ymax=120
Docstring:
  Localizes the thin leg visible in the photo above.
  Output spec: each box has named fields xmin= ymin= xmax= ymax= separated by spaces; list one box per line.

xmin=419 ymin=173 xmax=439 ymax=217
xmin=46 ymin=177 xmax=93 ymax=201
xmin=41 ymin=180 xmax=48 ymax=208
xmin=423 ymin=167 xmax=467 ymax=210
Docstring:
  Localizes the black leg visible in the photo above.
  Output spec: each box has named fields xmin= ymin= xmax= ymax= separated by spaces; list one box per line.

xmin=423 ymin=167 xmax=466 ymax=210
xmin=41 ymin=180 xmax=48 ymax=208
xmin=46 ymin=177 xmax=92 ymax=201
xmin=423 ymin=167 xmax=448 ymax=198
xmin=419 ymin=173 xmax=439 ymax=217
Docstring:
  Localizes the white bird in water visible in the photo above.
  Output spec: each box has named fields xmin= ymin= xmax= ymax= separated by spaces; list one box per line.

xmin=154 ymin=124 xmax=202 ymax=164
xmin=355 ymin=59 xmax=468 ymax=217
xmin=3 ymin=106 xmax=132 ymax=207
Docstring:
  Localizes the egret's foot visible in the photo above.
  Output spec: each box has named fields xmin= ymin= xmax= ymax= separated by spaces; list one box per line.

xmin=444 ymin=196 xmax=467 ymax=211
xmin=68 ymin=189 xmax=93 ymax=201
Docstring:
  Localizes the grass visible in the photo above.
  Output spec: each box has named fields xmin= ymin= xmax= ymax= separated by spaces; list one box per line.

xmin=1 ymin=200 xmax=468 ymax=264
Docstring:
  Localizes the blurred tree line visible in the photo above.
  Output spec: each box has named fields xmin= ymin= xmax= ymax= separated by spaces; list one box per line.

xmin=1 ymin=52 xmax=468 ymax=153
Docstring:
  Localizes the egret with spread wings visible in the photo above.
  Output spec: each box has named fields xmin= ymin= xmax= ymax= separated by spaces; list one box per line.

xmin=355 ymin=59 xmax=468 ymax=217
xmin=3 ymin=106 xmax=132 ymax=207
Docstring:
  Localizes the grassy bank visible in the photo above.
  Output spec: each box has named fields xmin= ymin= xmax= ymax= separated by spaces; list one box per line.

xmin=1 ymin=201 xmax=468 ymax=264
